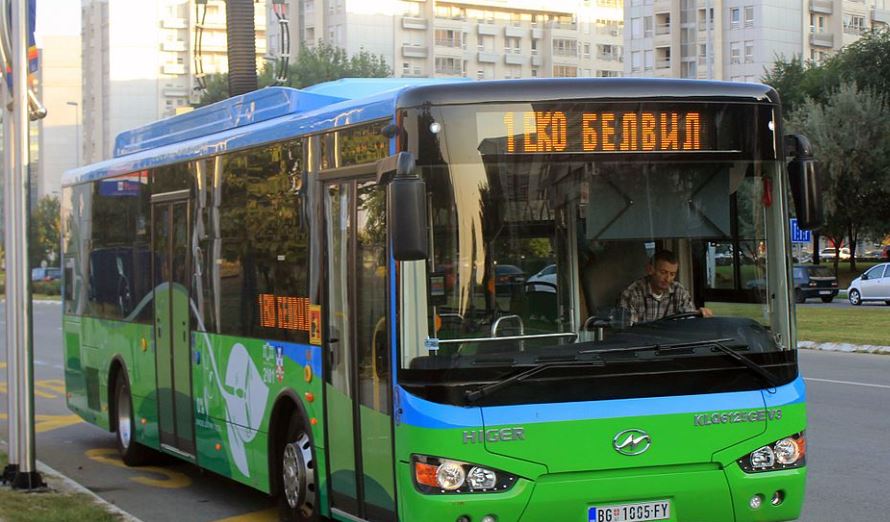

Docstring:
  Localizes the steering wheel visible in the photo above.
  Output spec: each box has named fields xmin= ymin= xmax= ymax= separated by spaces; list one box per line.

xmin=525 ymin=281 xmax=557 ymax=292
xmin=660 ymin=310 xmax=703 ymax=321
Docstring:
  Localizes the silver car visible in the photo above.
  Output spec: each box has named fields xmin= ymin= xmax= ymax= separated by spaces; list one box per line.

xmin=847 ymin=263 xmax=890 ymax=305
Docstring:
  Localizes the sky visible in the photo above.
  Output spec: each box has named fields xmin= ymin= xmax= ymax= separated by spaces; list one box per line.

xmin=34 ymin=0 xmax=81 ymax=42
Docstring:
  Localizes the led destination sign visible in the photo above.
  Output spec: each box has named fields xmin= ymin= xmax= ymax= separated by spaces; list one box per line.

xmin=484 ymin=108 xmax=735 ymax=154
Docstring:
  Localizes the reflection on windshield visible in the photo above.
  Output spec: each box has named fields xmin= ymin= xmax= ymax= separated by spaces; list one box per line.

xmin=407 ymin=155 xmax=788 ymax=371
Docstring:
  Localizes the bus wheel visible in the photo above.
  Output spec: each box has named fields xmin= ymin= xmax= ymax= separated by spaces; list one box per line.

xmin=279 ymin=414 xmax=318 ymax=522
xmin=114 ymin=373 xmax=149 ymax=466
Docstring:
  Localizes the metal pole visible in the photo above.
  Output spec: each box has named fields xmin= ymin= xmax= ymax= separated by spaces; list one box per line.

xmin=11 ymin=0 xmax=43 ymax=489
xmin=2 ymin=76 xmax=21 ymax=485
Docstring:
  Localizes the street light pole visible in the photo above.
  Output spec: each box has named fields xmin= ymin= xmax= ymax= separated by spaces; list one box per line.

xmin=66 ymin=101 xmax=80 ymax=167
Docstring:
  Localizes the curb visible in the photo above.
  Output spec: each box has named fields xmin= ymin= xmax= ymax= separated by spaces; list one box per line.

xmin=0 ymin=440 xmax=143 ymax=522
xmin=799 ymin=340 xmax=890 ymax=354
xmin=34 ymin=458 xmax=145 ymax=522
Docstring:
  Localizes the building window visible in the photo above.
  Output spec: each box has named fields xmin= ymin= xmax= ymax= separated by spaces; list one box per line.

xmin=744 ymin=41 xmax=754 ymax=63
xmin=844 ymin=14 xmax=865 ymax=34
xmin=435 ymin=29 xmax=464 ymax=48
xmin=730 ymin=7 xmax=740 ymax=29
xmin=434 ymin=57 xmax=462 ymax=75
xmin=552 ymin=65 xmax=578 ymax=77
xmin=631 ymin=50 xmax=642 ymax=72
xmin=744 ymin=6 xmax=754 ymax=27
xmin=583 ymin=43 xmax=591 ymax=59
xmin=631 ymin=17 xmax=643 ymax=39
xmin=730 ymin=41 xmax=741 ymax=64
xmin=552 ymin=38 xmax=578 ymax=57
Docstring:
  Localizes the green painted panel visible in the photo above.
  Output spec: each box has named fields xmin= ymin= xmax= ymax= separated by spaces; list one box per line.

xmin=359 ymin=405 xmax=395 ymax=511
xmin=326 ymin=384 xmax=357 ymax=499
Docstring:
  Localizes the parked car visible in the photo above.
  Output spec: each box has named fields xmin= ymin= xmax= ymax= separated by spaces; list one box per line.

xmin=882 ymin=245 xmax=890 ymax=260
xmin=819 ymin=247 xmax=851 ymax=260
xmin=526 ymin=264 xmax=557 ymax=292
xmin=31 ymin=267 xmax=61 ymax=282
xmin=494 ymin=264 xmax=526 ymax=296
xmin=847 ymin=262 xmax=890 ymax=306
xmin=792 ymin=265 xmax=838 ymax=303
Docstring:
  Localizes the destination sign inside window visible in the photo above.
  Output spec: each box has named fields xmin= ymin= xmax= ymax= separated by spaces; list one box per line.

xmin=479 ymin=109 xmax=730 ymax=154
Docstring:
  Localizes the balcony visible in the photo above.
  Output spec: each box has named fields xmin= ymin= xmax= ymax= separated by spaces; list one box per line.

xmin=548 ymin=21 xmax=577 ymax=31
xmin=401 ymin=44 xmax=428 ymax=58
xmin=478 ymin=23 xmax=497 ymax=36
xmin=531 ymin=27 xmax=543 ymax=39
xmin=809 ymin=0 xmax=833 ymax=15
xmin=598 ymin=52 xmax=618 ymax=61
xmin=162 ymin=63 xmax=186 ymax=75
xmin=162 ymin=17 xmax=187 ymax=29
xmin=477 ymin=51 xmax=498 ymax=63
xmin=163 ymin=87 xmax=189 ymax=97
xmin=809 ymin=32 xmax=834 ymax=47
xmin=162 ymin=41 xmax=187 ymax=52
xmin=874 ymin=7 xmax=890 ymax=24
xmin=655 ymin=23 xmax=671 ymax=36
xmin=656 ymin=59 xmax=671 ymax=69
xmin=531 ymin=55 xmax=542 ymax=66
xmin=505 ymin=25 xmax=524 ymax=38
xmin=402 ymin=16 xmax=427 ymax=30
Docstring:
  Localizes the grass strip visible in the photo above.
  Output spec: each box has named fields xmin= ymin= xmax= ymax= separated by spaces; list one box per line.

xmin=0 ymin=452 xmax=123 ymax=522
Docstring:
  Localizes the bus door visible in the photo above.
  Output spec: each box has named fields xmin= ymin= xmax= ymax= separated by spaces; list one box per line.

xmin=323 ymin=177 xmax=396 ymax=521
xmin=151 ymin=193 xmax=195 ymax=457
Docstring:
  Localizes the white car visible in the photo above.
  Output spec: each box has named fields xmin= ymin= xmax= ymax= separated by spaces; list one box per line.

xmin=526 ymin=264 xmax=557 ymax=292
xmin=819 ymin=247 xmax=851 ymax=260
xmin=847 ymin=262 xmax=890 ymax=305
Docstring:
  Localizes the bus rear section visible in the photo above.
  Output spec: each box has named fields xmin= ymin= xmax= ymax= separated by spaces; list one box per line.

xmin=391 ymin=81 xmax=807 ymax=521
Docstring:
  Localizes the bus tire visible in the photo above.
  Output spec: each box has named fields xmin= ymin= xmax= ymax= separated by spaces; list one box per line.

xmin=278 ymin=413 xmax=319 ymax=522
xmin=114 ymin=373 xmax=149 ymax=466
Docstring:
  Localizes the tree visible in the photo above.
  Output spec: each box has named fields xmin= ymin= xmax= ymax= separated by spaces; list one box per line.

xmin=196 ymin=42 xmax=391 ymax=106
xmin=30 ymin=195 xmax=61 ymax=269
xmin=787 ymin=82 xmax=890 ymax=274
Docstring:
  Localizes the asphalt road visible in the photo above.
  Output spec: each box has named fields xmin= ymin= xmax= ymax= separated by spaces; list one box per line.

xmin=1 ymin=301 xmax=889 ymax=521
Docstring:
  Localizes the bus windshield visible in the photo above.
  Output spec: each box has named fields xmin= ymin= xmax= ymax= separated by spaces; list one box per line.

xmin=399 ymin=101 xmax=795 ymax=396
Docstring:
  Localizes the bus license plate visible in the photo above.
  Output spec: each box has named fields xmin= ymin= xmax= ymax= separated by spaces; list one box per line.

xmin=588 ymin=500 xmax=671 ymax=522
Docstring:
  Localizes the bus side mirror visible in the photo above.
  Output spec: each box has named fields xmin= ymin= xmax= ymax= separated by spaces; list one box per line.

xmin=785 ymin=134 xmax=823 ymax=230
xmin=378 ymin=152 xmax=428 ymax=261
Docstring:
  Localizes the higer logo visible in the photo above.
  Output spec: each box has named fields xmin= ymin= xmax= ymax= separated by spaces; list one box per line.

xmin=613 ymin=429 xmax=652 ymax=456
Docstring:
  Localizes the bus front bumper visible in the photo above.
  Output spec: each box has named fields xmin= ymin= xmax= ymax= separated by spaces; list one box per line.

xmin=398 ymin=462 xmax=806 ymax=522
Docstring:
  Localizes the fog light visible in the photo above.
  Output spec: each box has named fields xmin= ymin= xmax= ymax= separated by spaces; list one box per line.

xmin=481 ymin=516 xmax=497 ymax=522
xmin=749 ymin=494 xmax=764 ymax=509
xmin=771 ymin=490 xmax=785 ymax=506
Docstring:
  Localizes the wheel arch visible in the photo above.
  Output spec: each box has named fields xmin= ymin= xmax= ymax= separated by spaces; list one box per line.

xmin=107 ymin=355 xmax=130 ymax=434
xmin=267 ymin=388 xmax=314 ymax=496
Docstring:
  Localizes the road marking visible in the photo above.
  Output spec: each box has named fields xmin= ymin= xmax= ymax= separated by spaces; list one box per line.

xmin=0 ymin=413 xmax=83 ymax=433
xmin=86 ymin=448 xmax=192 ymax=489
xmin=805 ymin=377 xmax=890 ymax=390
xmin=212 ymin=508 xmax=278 ymax=522
xmin=0 ymin=379 xmax=68 ymax=399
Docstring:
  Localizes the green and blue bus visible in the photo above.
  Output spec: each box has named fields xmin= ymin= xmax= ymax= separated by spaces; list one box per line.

xmin=62 ymin=78 xmax=817 ymax=522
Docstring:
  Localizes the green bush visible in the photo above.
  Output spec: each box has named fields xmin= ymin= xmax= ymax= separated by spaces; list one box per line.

xmin=32 ymin=279 xmax=61 ymax=295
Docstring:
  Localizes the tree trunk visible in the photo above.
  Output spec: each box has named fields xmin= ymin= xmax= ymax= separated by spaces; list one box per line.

xmin=848 ymin=225 xmax=858 ymax=273
xmin=812 ymin=232 xmax=820 ymax=264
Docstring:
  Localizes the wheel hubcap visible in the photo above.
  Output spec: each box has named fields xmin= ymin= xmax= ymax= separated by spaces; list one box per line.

xmin=117 ymin=385 xmax=131 ymax=449
xmin=851 ymin=291 xmax=860 ymax=304
xmin=282 ymin=432 xmax=315 ymax=516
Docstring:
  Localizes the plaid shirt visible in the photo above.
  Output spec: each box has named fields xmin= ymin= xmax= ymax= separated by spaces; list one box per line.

xmin=618 ymin=276 xmax=696 ymax=324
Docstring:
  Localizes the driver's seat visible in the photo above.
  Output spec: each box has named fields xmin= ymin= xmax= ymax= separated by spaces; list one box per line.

xmin=581 ymin=241 xmax=649 ymax=316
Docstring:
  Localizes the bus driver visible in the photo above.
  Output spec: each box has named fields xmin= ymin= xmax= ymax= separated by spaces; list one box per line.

xmin=618 ymin=249 xmax=713 ymax=324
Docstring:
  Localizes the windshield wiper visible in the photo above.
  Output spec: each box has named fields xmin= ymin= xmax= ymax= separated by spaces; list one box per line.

xmin=591 ymin=337 xmax=779 ymax=388
xmin=464 ymin=357 xmax=605 ymax=403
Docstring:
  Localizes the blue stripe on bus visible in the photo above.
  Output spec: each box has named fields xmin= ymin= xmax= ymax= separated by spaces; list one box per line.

xmin=271 ymin=341 xmax=323 ymax=376
xmin=397 ymin=375 xmax=805 ymax=429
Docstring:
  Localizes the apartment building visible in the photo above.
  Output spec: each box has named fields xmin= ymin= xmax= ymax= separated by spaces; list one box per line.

xmin=805 ymin=0 xmax=890 ymax=63
xmin=626 ymin=0 xmax=890 ymax=83
xmin=286 ymin=0 xmax=625 ymax=80
xmin=81 ymin=0 xmax=266 ymax=164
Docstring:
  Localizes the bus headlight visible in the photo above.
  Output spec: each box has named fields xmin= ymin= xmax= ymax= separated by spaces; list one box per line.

xmin=413 ymin=455 xmax=518 ymax=494
xmin=737 ymin=432 xmax=806 ymax=473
